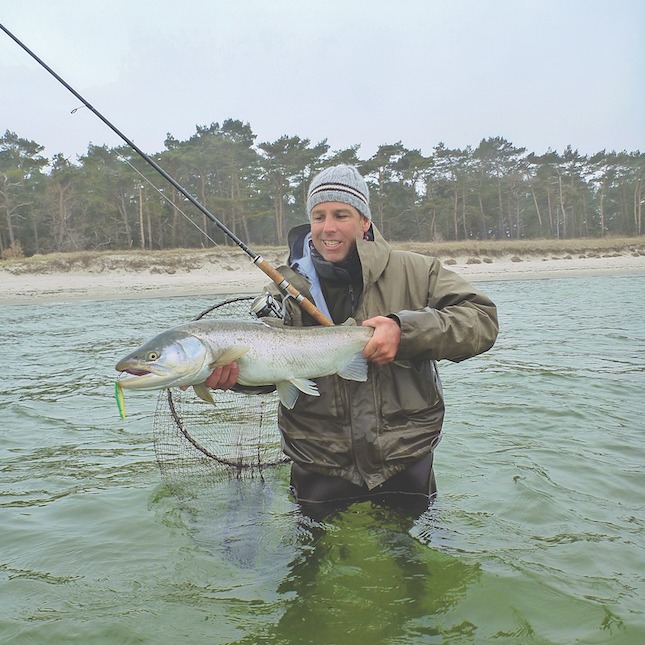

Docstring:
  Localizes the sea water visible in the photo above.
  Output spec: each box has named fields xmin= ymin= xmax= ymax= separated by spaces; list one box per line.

xmin=1 ymin=274 xmax=644 ymax=644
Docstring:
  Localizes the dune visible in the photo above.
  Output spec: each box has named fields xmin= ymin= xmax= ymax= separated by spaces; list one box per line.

xmin=1 ymin=246 xmax=644 ymax=305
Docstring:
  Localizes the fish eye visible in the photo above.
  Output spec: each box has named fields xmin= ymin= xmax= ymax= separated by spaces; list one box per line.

xmin=146 ymin=351 xmax=159 ymax=361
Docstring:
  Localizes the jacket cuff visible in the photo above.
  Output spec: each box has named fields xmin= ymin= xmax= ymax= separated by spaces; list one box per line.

xmin=387 ymin=313 xmax=401 ymax=327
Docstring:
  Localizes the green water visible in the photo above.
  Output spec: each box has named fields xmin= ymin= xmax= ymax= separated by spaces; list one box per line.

xmin=1 ymin=275 xmax=644 ymax=644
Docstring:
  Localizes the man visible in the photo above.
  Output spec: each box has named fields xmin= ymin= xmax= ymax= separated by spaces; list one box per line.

xmin=207 ymin=165 xmax=498 ymax=511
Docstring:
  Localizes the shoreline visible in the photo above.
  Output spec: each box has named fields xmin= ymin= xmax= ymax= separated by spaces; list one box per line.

xmin=2 ymin=252 xmax=645 ymax=305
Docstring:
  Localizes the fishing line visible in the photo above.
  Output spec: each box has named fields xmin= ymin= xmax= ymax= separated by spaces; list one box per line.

xmin=0 ymin=21 xmax=333 ymax=326
xmin=116 ymin=154 xmax=272 ymax=275
xmin=1 ymin=23 xmax=294 ymax=477
xmin=117 ymin=154 xmax=221 ymax=251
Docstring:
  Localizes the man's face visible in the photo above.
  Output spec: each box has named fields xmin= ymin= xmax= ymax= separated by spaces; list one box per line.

xmin=310 ymin=202 xmax=371 ymax=263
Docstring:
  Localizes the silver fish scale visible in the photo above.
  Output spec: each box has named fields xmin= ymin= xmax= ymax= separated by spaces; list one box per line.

xmin=186 ymin=319 xmax=372 ymax=386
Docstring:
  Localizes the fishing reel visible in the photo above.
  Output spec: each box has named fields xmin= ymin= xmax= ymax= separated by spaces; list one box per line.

xmin=249 ymin=294 xmax=284 ymax=319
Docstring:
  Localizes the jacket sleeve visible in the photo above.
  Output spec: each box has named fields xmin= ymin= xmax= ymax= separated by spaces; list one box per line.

xmin=395 ymin=260 xmax=498 ymax=362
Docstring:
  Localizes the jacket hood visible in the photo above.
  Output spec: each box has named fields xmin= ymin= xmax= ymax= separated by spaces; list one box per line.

xmin=287 ymin=222 xmax=391 ymax=290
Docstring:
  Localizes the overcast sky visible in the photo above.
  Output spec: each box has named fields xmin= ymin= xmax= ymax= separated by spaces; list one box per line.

xmin=1 ymin=0 xmax=643 ymax=163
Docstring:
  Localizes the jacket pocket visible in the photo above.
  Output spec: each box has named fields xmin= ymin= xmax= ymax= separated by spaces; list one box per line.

xmin=378 ymin=360 xmax=443 ymax=420
xmin=288 ymin=375 xmax=347 ymax=424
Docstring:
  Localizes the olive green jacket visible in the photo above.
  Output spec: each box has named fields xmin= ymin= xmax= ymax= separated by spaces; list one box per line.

xmin=267 ymin=224 xmax=498 ymax=489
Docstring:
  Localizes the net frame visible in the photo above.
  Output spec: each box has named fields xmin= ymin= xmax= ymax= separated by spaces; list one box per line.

xmin=153 ymin=296 xmax=290 ymax=482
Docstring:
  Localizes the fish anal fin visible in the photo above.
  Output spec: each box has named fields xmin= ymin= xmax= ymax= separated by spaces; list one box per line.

xmin=276 ymin=378 xmax=319 ymax=409
xmin=291 ymin=377 xmax=319 ymax=396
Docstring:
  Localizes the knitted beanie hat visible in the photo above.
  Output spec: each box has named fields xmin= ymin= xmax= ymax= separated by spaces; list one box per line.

xmin=306 ymin=165 xmax=371 ymax=220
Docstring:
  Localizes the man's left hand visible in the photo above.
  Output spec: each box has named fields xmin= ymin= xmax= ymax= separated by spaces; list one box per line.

xmin=361 ymin=316 xmax=401 ymax=364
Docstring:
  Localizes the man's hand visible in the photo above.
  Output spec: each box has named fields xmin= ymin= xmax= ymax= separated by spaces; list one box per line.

xmin=361 ymin=316 xmax=401 ymax=365
xmin=205 ymin=362 xmax=239 ymax=390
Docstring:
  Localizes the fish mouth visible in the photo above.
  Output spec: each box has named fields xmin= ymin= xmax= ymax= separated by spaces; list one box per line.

xmin=116 ymin=363 xmax=174 ymax=389
xmin=115 ymin=358 xmax=166 ymax=378
xmin=117 ymin=370 xmax=172 ymax=390
xmin=115 ymin=359 xmax=198 ymax=390
xmin=120 ymin=367 xmax=151 ymax=376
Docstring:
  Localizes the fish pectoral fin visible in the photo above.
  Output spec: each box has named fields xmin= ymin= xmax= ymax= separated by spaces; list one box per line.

xmin=276 ymin=378 xmax=319 ymax=409
xmin=337 ymin=352 xmax=369 ymax=382
xmin=193 ymin=383 xmax=216 ymax=405
xmin=208 ymin=346 xmax=250 ymax=369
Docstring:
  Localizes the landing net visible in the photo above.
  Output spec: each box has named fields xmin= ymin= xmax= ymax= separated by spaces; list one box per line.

xmin=153 ymin=296 xmax=289 ymax=482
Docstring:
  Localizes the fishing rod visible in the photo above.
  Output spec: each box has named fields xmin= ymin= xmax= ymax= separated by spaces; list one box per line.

xmin=0 ymin=22 xmax=333 ymax=326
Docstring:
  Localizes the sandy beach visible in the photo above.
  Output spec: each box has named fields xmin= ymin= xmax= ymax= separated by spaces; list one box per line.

xmin=2 ymin=248 xmax=645 ymax=305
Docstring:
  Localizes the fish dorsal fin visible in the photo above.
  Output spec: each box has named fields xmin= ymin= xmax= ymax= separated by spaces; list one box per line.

xmin=208 ymin=346 xmax=250 ymax=369
xmin=337 ymin=352 xmax=369 ymax=382
xmin=193 ymin=383 xmax=216 ymax=405
xmin=276 ymin=378 xmax=319 ymax=409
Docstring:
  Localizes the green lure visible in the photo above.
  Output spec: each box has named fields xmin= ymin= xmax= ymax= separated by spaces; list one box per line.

xmin=115 ymin=381 xmax=126 ymax=419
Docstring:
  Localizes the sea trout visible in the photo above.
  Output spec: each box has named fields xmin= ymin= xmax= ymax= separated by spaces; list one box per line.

xmin=115 ymin=318 xmax=373 ymax=409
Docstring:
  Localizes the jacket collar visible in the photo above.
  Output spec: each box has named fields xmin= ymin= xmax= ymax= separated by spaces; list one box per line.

xmin=287 ymin=222 xmax=391 ymax=289
xmin=355 ymin=223 xmax=391 ymax=287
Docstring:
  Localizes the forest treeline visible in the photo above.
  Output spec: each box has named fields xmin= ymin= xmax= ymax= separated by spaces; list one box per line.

xmin=1 ymin=120 xmax=643 ymax=257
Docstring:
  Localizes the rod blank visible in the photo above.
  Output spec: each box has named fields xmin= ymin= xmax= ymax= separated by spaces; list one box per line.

xmin=0 ymin=22 xmax=333 ymax=326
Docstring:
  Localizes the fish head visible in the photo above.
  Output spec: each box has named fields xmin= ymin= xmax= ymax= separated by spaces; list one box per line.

xmin=115 ymin=329 xmax=211 ymax=390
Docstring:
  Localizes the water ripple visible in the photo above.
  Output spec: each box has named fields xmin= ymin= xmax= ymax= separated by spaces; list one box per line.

xmin=1 ymin=278 xmax=645 ymax=642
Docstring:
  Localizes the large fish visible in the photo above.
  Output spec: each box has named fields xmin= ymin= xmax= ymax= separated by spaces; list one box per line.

xmin=115 ymin=318 xmax=373 ymax=409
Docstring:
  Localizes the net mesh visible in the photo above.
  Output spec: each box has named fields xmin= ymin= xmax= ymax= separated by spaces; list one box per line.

xmin=153 ymin=296 xmax=289 ymax=483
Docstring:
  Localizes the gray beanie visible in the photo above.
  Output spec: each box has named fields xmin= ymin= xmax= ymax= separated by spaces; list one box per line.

xmin=306 ymin=164 xmax=371 ymax=220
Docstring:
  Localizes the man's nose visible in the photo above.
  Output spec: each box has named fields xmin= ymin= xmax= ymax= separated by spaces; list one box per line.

xmin=322 ymin=218 xmax=337 ymax=232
